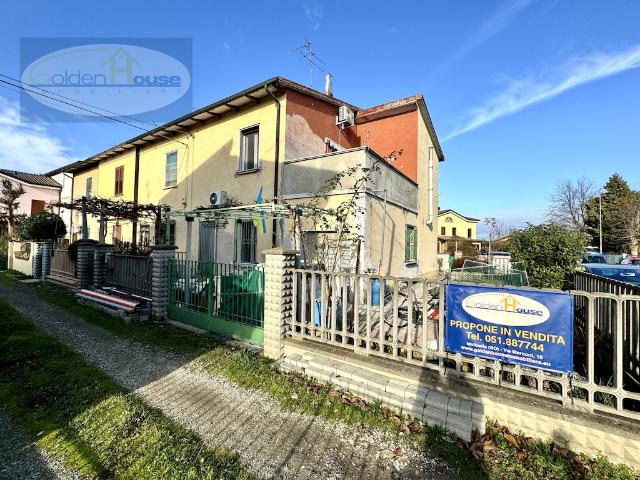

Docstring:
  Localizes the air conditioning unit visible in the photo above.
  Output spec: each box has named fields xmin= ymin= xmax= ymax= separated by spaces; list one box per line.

xmin=209 ymin=190 xmax=227 ymax=206
xmin=336 ymin=105 xmax=354 ymax=127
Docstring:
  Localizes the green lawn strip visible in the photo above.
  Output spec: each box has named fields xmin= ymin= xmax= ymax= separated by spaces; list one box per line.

xmin=0 ymin=300 xmax=254 ymax=480
xmin=17 ymin=275 xmax=639 ymax=479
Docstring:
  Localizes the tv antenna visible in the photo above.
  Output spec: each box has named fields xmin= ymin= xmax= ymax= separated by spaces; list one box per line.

xmin=293 ymin=40 xmax=325 ymax=87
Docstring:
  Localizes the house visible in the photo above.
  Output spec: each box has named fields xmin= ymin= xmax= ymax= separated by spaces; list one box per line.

xmin=47 ymin=76 xmax=444 ymax=277
xmin=0 ymin=169 xmax=69 ymax=236
xmin=437 ymin=209 xmax=481 ymax=254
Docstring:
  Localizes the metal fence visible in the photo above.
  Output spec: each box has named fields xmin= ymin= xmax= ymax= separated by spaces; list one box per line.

xmin=105 ymin=254 xmax=152 ymax=298
xmin=50 ymin=248 xmax=75 ymax=278
xmin=168 ymin=260 xmax=264 ymax=328
xmin=289 ymin=268 xmax=640 ymax=422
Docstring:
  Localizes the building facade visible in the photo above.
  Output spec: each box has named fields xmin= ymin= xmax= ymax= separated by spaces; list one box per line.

xmin=48 ymin=77 xmax=444 ymax=277
xmin=437 ymin=209 xmax=481 ymax=254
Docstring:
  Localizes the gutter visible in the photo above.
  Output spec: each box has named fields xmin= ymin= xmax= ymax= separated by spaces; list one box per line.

xmin=265 ymin=84 xmax=281 ymax=248
xmin=132 ymin=144 xmax=141 ymax=250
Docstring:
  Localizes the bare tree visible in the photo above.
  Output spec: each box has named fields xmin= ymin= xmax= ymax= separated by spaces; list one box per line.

xmin=610 ymin=191 xmax=640 ymax=254
xmin=546 ymin=177 xmax=597 ymax=232
xmin=0 ymin=179 xmax=26 ymax=236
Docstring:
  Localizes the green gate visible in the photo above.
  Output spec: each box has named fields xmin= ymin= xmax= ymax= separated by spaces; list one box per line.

xmin=167 ymin=259 xmax=264 ymax=345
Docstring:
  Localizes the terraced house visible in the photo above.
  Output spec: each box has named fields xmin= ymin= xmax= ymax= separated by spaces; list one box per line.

xmin=48 ymin=76 xmax=444 ymax=276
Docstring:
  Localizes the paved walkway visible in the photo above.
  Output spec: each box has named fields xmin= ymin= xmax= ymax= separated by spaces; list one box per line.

xmin=0 ymin=282 xmax=454 ymax=480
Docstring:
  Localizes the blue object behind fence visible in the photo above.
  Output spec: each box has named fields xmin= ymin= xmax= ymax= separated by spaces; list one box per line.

xmin=445 ymin=283 xmax=573 ymax=374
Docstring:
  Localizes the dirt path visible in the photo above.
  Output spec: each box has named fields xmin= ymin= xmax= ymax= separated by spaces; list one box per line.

xmin=0 ymin=283 xmax=454 ymax=480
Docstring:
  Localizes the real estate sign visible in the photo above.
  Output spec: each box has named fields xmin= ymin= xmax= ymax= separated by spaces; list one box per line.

xmin=445 ymin=284 xmax=573 ymax=374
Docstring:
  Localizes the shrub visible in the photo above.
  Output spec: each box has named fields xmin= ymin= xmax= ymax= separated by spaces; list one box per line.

xmin=15 ymin=212 xmax=67 ymax=241
xmin=508 ymin=223 xmax=587 ymax=289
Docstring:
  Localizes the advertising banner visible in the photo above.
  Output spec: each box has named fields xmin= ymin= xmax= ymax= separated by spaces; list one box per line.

xmin=445 ymin=284 xmax=573 ymax=374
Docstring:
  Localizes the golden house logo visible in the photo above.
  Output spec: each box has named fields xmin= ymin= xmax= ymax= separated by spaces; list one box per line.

xmin=21 ymin=42 xmax=191 ymax=118
xmin=462 ymin=292 xmax=550 ymax=326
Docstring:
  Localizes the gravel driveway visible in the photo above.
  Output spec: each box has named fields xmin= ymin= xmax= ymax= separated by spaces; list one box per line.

xmin=0 ymin=410 xmax=78 ymax=480
xmin=0 ymin=282 xmax=454 ymax=480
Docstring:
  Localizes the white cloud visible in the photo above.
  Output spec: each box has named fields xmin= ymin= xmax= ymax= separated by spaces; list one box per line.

xmin=450 ymin=0 xmax=533 ymax=64
xmin=304 ymin=3 xmax=324 ymax=30
xmin=445 ymin=44 xmax=640 ymax=140
xmin=0 ymin=96 xmax=76 ymax=173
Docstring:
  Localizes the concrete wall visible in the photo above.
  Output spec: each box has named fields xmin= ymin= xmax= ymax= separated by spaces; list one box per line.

xmin=7 ymin=241 xmax=33 ymax=276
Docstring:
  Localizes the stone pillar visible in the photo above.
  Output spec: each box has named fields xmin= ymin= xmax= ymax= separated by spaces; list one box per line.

xmin=40 ymin=242 xmax=53 ymax=280
xmin=93 ymin=244 xmax=114 ymax=289
xmin=262 ymin=248 xmax=298 ymax=360
xmin=150 ymin=245 xmax=177 ymax=320
xmin=76 ymin=240 xmax=97 ymax=289
xmin=31 ymin=242 xmax=43 ymax=279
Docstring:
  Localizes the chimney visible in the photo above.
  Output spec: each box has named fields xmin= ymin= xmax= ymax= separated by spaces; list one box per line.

xmin=324 ymin=73 xmax=333 ymax=97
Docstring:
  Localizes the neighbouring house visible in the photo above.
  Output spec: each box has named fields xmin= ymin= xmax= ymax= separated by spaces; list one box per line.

xmin=0 ymin=169 xmax=68 ymax=237
xmin=47 ymin=76 xmax=444 ymax=277
xmin=437 ymin=209 xmax=481 ymax=255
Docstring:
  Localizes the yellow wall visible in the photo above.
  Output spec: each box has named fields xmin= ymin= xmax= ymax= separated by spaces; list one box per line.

xmin=71 ymin=94 xmax=286 ymax=263
xmin=416 ymin=105 xmax=440 ymax=277
xmin=438 ymin=211 xmax=478 ymax=239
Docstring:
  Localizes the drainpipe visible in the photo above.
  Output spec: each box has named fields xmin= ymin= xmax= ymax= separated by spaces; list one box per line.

xmin=426 ymin=147 xmax=434 ymax=227
xmin=265 ymin=84 xmax=281 ymax=248
xmin=132 ymin=144 xmax=141 ymax=251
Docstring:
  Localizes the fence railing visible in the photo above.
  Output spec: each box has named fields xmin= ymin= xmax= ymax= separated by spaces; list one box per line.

xmin=106 ymin=254 xmax=152 ymax=298
xmin=289 ymin=268 xmax=640 ymax=422
xmin=168 ymin=260 xmax=264 ymax=328
xmin=50 ymin=248 xmax=75 ymax=278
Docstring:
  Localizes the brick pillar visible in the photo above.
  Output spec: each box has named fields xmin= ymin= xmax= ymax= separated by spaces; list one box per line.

xmin=263 ymin=248 xmax=298 ymax=360
xmin=93 ymin=244 xmax=114 ymax=289
xmin=40 ymin=242 xmax=53 ymax=280
xmin=76 ymin=240 xmax=97 ymax=289
xmin=31 ymin=242 xmax=43 ymax=279
xmin=150 ymin=245 xmax=177 ymax=320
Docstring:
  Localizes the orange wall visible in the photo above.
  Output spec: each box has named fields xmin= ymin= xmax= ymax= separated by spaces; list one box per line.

xmin=285 ymin=89 xmax=419 ymax=182
xmin=355 ymin=109 xmax=418 ymax=181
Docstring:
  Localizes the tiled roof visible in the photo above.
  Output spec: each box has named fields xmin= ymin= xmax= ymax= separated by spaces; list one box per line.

xmin=0 ymin=169 xmax=61 ymax=188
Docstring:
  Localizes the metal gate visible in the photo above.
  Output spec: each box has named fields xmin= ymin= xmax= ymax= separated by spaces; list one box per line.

xmin=167 ymin=259 xmax=264 ymax=345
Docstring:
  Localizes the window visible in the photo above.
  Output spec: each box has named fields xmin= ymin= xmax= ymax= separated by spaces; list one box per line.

xmin=440 ymin=226 xmax=446 ymax=236
xmin=239 ymin=126 xmax=259 ymax=172
xmin=445 ymin=216 xmax=453 ymax=223
xmin=30 ymin=200 xmax=45 ymax=213
xmin=86 ymin=177 xmax=93 ymax=197
xmin=114 ymin=166 xmax=124 ymax=195
xmin=236 ymin=220 xmax=257 ymax=264
xmin=467 ymin=228 xmax=472 ymax=239
xmin=165 ymin=151 xmax=177 ymax=187
xmin=140 ymin=223 xmax=151 ymax=247
xmin=405 ymin=225 xmax=417 ymax=263
xmin=452 ymin=227 xmax=457 ymax=237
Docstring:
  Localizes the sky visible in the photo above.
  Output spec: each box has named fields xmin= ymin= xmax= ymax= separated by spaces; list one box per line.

xmin=1 ymin=0 xmax=639 ymax=236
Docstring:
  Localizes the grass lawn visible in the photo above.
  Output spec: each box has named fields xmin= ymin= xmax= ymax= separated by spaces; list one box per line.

xmin=0 ymin=299 xmax=254 ymax=479
xmin=10 ymin=273 xmax=640 ymax=480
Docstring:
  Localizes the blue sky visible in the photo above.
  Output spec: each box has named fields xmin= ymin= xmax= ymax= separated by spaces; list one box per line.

xmin=1 ymin=0 xmax=639 ymax=234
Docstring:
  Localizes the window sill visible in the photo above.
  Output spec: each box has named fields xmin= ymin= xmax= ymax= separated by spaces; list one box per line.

xmin=163 ymin=184 xmax=177 ymax=190
xmin=404 ymin=260 xmax=418 ymax=266
xmin=236 ymin=167 xmax=261 ymax=176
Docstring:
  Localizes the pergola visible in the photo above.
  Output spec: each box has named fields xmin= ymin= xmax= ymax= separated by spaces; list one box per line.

xmin=52 ymin=196 xmax=169 ymax=248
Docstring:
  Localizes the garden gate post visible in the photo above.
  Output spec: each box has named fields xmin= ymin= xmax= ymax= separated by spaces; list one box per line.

xmin=76 ymin=240 xmax=97 ymax=289
xmin=150 ymin=245 xmax=177 ymax=320
xmin=40 ymin=242 xmax=53 ymax=280
xmin=262 ymin=248 xmax=298 ymax=360
xmin=32 ymin=242 xmax=43 ymax=279
xmin=93 ymin=244 xmax=114 ymax=289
